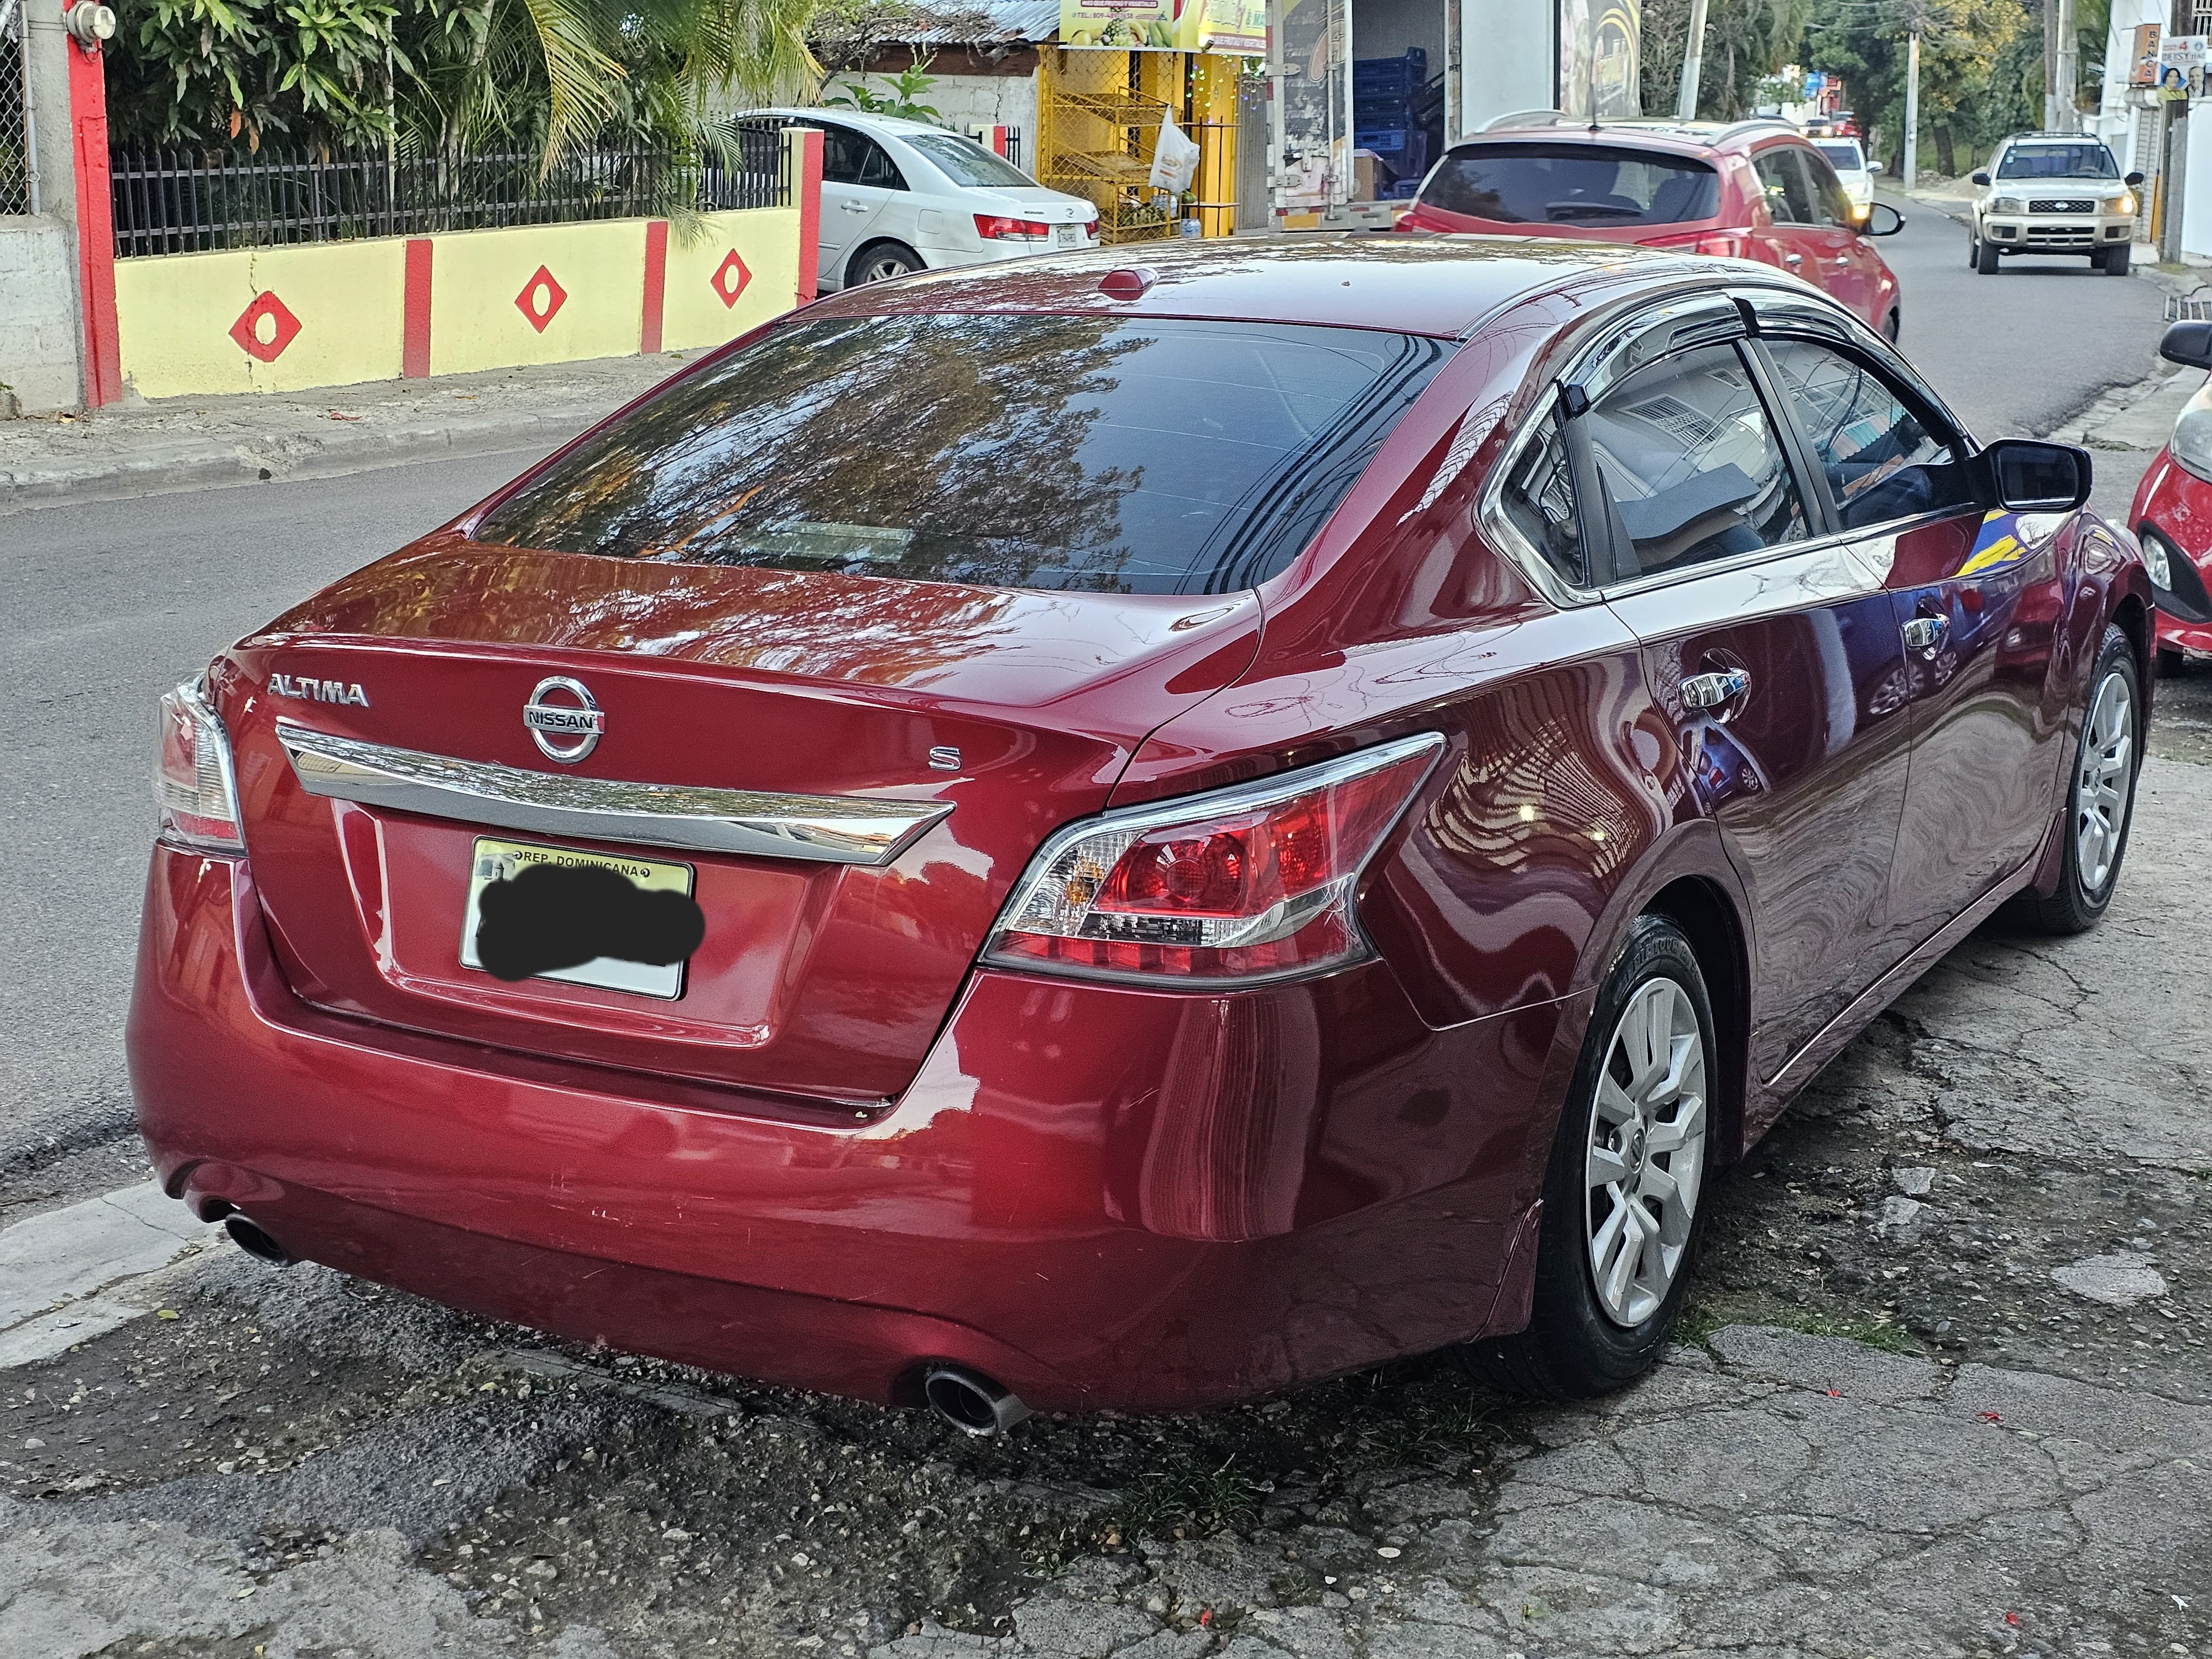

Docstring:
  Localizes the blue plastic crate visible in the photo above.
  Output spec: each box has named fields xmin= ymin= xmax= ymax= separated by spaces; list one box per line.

xmin=1355 ymin=128 xmax=1413 ymax=155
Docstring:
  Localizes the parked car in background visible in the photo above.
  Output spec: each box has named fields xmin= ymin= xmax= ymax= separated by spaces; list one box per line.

xmin=734 ymin=108 xmax=1099 ymax=292
xmin=130 ymin=239 xmax=2147 ymax=1431
xmin=1968 ymin=133 xmax=2143 ymax=275
xmin=1811 ymin=135 xmax=1875 ymax=222
xmin=2126 ymin=320 xmax=2212 ymax=666
xmin=1397 ymin=116 xmax=1908 ymax=340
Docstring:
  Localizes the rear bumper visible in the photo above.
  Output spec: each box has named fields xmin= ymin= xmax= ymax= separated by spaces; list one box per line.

xmin=127 ymin=848 xmax=1562 ymax=1412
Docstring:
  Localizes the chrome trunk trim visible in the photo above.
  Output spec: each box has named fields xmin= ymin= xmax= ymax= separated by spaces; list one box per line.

xmin=274 ymin=721 xmax=952 ymax=865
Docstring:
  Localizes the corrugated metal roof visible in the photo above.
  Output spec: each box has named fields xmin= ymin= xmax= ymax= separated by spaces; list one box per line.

xmin=893 ymin=0 xmax=1060 ymax=46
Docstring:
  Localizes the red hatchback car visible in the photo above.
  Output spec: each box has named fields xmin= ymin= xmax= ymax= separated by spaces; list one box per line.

xmin=131 ymin=241 xmax=2147 ymax=1431
xmin=2125 ymin=320 xmax=2212 ymax=664
xmin=1397 ymin=117 xmax=1907 ymax=341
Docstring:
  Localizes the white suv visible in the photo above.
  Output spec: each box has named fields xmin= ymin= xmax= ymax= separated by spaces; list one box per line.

xmin=1969 ymin=133 xmax=2143 ymax=275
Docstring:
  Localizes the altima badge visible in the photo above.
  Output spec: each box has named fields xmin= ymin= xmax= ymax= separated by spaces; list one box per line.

xmin=523 ymin=676 xmax=604 ymax=763
xmin=271 ymin=672 xmax=369 ymax=707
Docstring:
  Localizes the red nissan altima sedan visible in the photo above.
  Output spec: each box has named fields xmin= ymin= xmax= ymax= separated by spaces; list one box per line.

xmin=129 ymin=239 xmax=2150 ymax=1431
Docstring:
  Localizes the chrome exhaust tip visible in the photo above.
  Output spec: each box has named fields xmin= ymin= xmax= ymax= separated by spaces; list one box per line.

xmin=921 ymin=1365 xmax=1031 ymax=1438
xmin=223 ymin=1214 xmax=293 ymax=1265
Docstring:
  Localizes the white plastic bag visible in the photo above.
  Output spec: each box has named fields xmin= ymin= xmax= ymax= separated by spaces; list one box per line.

xmin=1149 ymin=116 xmax=1201 ymax=194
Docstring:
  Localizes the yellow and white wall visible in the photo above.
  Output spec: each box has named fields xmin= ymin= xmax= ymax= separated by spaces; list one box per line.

xmin=112 ymin=134 xmax=823 ymax=401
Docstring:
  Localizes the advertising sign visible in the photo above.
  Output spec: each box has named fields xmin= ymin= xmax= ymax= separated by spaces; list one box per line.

xmin=2159 ymin=33 xmax=2206 ymax=100
xmin=1060 ymin=0 xmax=1265 ymax=54
xmin=1559 ymin=0 xmax=1642 ymax=121
xmin=2130 ymin=23 xmax=2162 ymax=87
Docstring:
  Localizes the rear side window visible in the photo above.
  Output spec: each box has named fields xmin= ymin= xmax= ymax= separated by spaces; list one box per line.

xmin=815 ymin=126 xmax=907 ymax=189
xmin=1499 ymin=409 xmax=1585 ymax=586
xmin=904 ymin=133 xmax=1037 ymax=190
xmin=1584 ymin=342 xmax=1809 ymax=578
xmin=475 ymin=315 xmax=1451 ymax=595
xmin=1422 ymin=143 xmax=1719 ymax=226
xmin=1815 ymin=140 xmax=1865 ymax=171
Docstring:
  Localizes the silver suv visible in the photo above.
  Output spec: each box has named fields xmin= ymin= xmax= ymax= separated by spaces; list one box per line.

xmin=1969 ymin=133 xmax=2143 ymax=275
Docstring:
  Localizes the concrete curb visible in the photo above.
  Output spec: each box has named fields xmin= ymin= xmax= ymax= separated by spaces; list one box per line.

xmin=0 ymin=404 xmax=612 ymax=514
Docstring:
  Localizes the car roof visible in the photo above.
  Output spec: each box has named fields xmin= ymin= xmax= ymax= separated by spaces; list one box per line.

xmin=794 ymin=234 xmax=1796 ymax=341
xmin=738 ymin=107 xmax=954 ymax=139
xmin=1462 ymin=117 xmax=1799 ymax=158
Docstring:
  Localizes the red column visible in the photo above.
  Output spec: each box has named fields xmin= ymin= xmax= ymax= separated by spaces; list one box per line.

xmin=68 ymin=23 xmax=121 ymax=407
xmin=640 ymin=219 xmax=669 ymax=354
xmin=792 ymin=127 xmax=823 ymax=306
xmin=401 ymin=239 xmax=434 ymax=378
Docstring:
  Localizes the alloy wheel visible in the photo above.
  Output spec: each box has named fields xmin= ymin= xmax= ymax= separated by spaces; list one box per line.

xmin=2074 ymin=668 xmax=2136 ymax=893
xmin=859 ymin=253 xmax=916 ymax=284
xmin=1584 ymin=977 xmax=1708 ymax=1328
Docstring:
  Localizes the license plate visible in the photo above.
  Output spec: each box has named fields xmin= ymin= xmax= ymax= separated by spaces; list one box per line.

xmin=460 ymin=837 xmax=695 ymax=1000
xmin=1057 ymin=223 xmax=1078 ymax=247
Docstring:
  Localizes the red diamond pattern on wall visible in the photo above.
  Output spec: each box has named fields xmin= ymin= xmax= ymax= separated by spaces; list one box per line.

xmin=515 ymin=267 xmax=568 ymax=333
xmin=229 ymin=292 xmax=302 ymax=363
xmin=710 ymin=251 xmax=753 ymax=309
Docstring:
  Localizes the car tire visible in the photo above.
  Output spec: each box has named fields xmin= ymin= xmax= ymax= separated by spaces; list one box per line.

xmin=2103 ymin=243 xmax=2132 ymax=276
xmin=1884 ymin=308 xmax=1901 ymax=345
xmin=847 ymin=241 xmax=924 ymax=286
xmin=1967 ymin=231 xmax=1980 ymax=270
xmin=1976 ymin=235 xmax=2001 ymax=275
xmin=1458 ymin=915 xmax=1716 ymax=1401
xmin=2159 ymin=645 xmax=2188 ymax=677
xmin=2014 ymin=623 xmax=2142 ymax=936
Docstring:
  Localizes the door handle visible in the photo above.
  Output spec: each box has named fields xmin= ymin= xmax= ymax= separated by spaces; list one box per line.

xmin=839 ymin=201 xmax=870 ymax=213
xmin=1902 ymin=613 xmax=1950 ymax=652
xmin=1783 ymin=252 xmax=1804 ymax=267
xmin=1833 ymin=254 xmax=1852 ymax=267
xmin=1682 ymin=667 xmax=1752 ymax=709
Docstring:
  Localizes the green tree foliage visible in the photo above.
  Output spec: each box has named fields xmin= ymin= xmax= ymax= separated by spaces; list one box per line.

xmin=1641 ymin=0 xmax=1814 ymax=119
xmin=106 ymin=0 xmax=817 ymax=162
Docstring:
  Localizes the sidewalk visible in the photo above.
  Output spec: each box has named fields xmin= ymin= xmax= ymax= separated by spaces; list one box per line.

xmin=0 ymin=351 xmax=690 ymax=513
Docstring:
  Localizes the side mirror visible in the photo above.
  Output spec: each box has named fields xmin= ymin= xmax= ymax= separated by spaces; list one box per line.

xmin=1971 ymin=169 xmax=1992 ymax=186
xmin=2161 ymin=319 xmax=2212 ymax=370
xmin=1861 ymin=201 xmax=1904 ymax=237
xmin=2127 ymin=170 xmax=2147 ymax=187
xmin=1974 ymin=439 xmax=2091 ymax=513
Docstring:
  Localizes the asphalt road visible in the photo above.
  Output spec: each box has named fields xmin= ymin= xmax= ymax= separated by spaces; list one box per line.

xmin=1875 ymin=187 xmax=2171 ymax=444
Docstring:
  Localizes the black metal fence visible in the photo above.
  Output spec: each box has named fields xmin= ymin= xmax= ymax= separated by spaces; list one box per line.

xmin=111 ymin=123 xmax=790 ymax=259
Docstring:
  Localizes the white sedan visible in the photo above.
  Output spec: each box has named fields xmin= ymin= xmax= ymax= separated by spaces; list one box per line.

xmin=743 ymin=108 xmax=1102 ymax=291
xmin=1812 ymin=137 xmax=1875 ymax=223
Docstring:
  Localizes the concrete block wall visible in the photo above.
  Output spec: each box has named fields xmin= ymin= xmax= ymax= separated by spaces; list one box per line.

xmin=2 ymin=6 xmax=87 ymax=413
xmin=923 ymin=74 xmax=1041 ymax=159
xmin=0 ymin=216 xmax=80 ymax=413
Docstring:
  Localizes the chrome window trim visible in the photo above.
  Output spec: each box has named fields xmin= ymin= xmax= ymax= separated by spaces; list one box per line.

xmin=1478 ymin=278 xmax=1986 ymax=611
xmin=275 ymin=721 xmax=953 ymax=865
xmin=1602 ymin=525 xmax=1902 ymax=637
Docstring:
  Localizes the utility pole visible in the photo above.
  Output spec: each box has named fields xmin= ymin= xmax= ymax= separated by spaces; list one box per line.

xmin=2044 ymin=0 xmax=2060 ymax=129
xmin=1677 ymin=0 xmax=1709 ymax=120
xmin=1904 ymin=30 xmax=1922 ymax=188
xmin=2163 ymin=0 xmax=2192 ymax=263
xmin=2056 ymin=0 xmax=2078 ymax=131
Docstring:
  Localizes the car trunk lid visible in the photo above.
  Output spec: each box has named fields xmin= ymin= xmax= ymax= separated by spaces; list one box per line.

xmin=220 ymin=535 xmax=1261 ymax=1108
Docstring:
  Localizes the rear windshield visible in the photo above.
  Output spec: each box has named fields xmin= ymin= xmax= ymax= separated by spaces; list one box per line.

xmin=1815 ymin=140 xmax=1864 ymax=170
xmin=474 ymin=315 xmax=1449 ymax=594
xmin=1422 ymin=143 xmax=1720 ymax=226
xmin=904 ymin=133 xmax=1038 ymax=190
xmin=1996 ymin=142 xmax=2119 ymax=181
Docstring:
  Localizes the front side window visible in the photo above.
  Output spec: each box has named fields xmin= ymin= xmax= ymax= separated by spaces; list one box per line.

xmin=1422 ymin=143 xmax=1720 ymax=226
xmin=1797 ymin=149 xmax=1859 ymax=227
xmin=1995 ymin=142 xmax=2119 ymax=181
xmin=1752 ymin=149 xmax=1818 ymax=225
xmin=475 ymin=315 xmax=1450 ymax=595
xmin=1500 ymin=408 xmax=1585 ymax=586
xmin=1762 ymin=341 xmax=1974 ymax=529
xmin=904 ymin=133 xmax=1037 ymax=190
xmin=1584 ymin=342 xmax=1809 ymax=580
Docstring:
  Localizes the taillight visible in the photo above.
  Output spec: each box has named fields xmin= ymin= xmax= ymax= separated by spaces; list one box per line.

xmin=983 ymin=734 xmax=1443 ymax=986
xmin=155 ymin=678 xmax=244 ymax=852
xmin=1083 ymin=213 xmax=1100 ymax=238
xmin=1637 ymin=228 xmax=1752 ymax=258
xmin=975 ymin=214 xmax=1053 ymax=241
